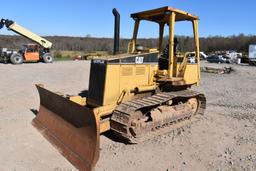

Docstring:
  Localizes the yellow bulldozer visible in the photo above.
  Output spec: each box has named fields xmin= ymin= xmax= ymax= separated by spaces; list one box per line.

xmin=33 ymin=6 xmax=206 ymax=171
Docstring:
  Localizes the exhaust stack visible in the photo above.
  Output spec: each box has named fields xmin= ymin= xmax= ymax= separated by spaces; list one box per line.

xmin=112 ymin=8 xmax=120 ymax=55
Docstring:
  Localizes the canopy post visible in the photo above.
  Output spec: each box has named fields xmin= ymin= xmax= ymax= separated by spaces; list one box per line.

xmin=168 ymin=12 xmax=176 ymax=78
xmin=131 ymin=20 xmax=140 ymax=53
xmin=158 ymin=22 xmax=165 ymax=53
xmin=192 ymin=19 xmax=200 ymax=84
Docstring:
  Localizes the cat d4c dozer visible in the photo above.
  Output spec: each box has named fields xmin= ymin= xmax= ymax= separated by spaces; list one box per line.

xmin=33 ymin=7 xmax=206 ymax=171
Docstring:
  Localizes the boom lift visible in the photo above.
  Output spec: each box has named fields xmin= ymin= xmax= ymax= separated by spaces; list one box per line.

xmin=0 ymin=19 xmax=53 ymax=64
xmin=33 ymin=7 xmax=206 ymax=171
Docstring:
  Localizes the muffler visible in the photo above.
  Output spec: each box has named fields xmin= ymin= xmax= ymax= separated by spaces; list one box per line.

xmin=112 ymin=8 xmax=120 ymax=55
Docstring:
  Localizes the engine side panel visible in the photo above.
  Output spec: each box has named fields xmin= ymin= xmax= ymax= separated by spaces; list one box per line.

xmin=87 ymin=52 xmax=158 ymax=107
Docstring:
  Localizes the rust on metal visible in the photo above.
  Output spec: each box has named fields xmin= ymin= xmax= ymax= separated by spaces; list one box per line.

xmin=111 ymin=90 xmax=206 ymax=143
xmin=32 ymin=85 xmax=100 ymax=171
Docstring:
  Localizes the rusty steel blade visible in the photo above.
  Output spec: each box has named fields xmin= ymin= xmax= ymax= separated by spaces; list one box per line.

xmin=32 ymin=85 xmax=100 ymax=171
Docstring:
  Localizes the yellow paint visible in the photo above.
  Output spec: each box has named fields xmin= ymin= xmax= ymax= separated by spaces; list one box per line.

xmin=183 ymin=64 xmax=198 ymax=85
xmin=136 ymin=85 xmax=157 ymax=92
xmin=99 ymin=119 xmax=110 ymax=134
xmin=102 ymin=63 xmax=158 ymax=106
xmin=68 ymin=96 xmax=86 ymax=106
xmin=192 ymin=20 xmax=201 ymax=83
xmin=8 ymin=22 xmax=52 ymax=49
xmin=168 ymin=12 xmax=176 ymax=78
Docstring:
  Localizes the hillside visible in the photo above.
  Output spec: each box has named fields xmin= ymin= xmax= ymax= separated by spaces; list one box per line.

xmin=0 ymin=34 xmax=255 ymax=54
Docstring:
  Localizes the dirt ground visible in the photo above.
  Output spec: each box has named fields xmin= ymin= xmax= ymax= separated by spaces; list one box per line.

xmin=0 ymin=60 xmax=256 ymax=171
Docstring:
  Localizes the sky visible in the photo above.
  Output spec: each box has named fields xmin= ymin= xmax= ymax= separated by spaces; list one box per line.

xmin=0 ymin=0 xmax=255 ymax=38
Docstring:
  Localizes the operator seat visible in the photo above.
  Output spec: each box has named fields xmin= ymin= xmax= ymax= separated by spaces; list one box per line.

xmin=159 ymin=37 xmax=179 ymax=70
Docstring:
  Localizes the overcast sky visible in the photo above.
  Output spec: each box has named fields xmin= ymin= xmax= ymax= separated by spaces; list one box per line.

xmin=0 ymin=0 xmax=255 ymax=38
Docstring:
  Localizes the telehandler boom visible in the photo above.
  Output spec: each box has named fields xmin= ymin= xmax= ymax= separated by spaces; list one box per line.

xmin=33 ymin=7 xmax=206 ymax=171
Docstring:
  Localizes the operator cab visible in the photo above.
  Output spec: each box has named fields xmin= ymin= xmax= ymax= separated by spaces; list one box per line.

xmin=129 ymin=6 xmax=200 ymax=84
xmin=20 ymin=44 xmax=39 ymax=53
xmin=19 ymin=44 xmax=40 ymax=61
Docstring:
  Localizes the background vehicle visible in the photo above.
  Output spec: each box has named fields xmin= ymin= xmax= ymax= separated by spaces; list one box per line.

xmin=0 ymin=48 xmax=17 ymax=63
xmin=249 ymin=44 xmax=256 ymax=65
xmin=0 ymin=19 xmax=53 ymax=64
xmin=33 ymin=7 xmax=206 ymax=170
xmin=187 ymin=51 xmax=208 ymax=60
xmin=225 ymin=50 xmax=242 ymax=63
xmin=207 ymin=55 xmax=226 ymax=63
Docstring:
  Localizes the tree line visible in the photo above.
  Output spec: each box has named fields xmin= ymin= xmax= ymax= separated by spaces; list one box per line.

xmin=0 ymin=34 xmax=255 ymax=54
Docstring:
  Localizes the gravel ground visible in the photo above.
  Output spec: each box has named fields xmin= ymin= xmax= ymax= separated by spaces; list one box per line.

xmin=0 ymin=60 xmax=256 ymax=171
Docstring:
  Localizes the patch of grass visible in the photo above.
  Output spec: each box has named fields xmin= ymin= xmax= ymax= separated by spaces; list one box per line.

xmin=52 ymin=50 xmax=110 ymax=61
xmin=52 ymin=50 xmax=84 ymax=60
xmin=54 ymin=56 xmax=72 ymax=61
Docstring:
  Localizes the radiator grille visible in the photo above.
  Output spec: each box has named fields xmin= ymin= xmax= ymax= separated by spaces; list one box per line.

xmin=122 ymin=67 xmax=133 ymax=76
xmin=136 ymin=67 xmax=145 ymax=75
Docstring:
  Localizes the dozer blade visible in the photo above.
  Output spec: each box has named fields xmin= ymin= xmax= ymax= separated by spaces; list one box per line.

xmin=32 ymin=85 xmax=100 ymax=171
